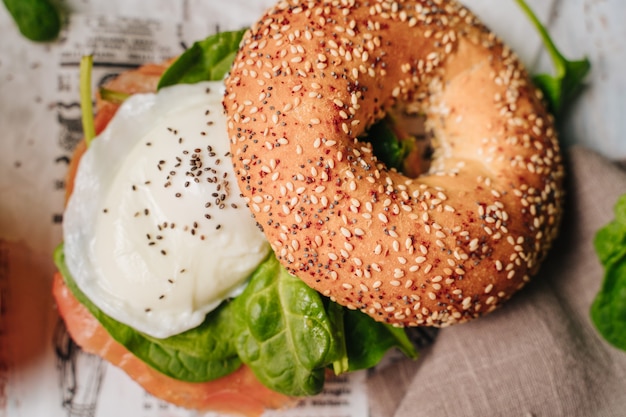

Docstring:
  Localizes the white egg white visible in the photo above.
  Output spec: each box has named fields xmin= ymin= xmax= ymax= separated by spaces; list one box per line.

xmin=63 ymin=82 xmax=269 ymax=338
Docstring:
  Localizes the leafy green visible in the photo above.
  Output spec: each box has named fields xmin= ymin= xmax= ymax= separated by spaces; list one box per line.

xmin=157 ymin=29 xmax=246 ymax=89
xmin=515 ymin=0 xmax=590 ymax=116
xmin=2 ymin=0 xmax=61 ymax=42
xmin=344 ymin=308 xmax=417 ymax=371
xmin=327 ymin=301 xmax=350 ymax=375
xmin=54 ymin=244 xmax=243 ymax=382
xmin=233 ymin=255 xmax=339 ymax=396
xmin=362 ymin=115 xmax=417 ymax=174
xmin=591 ymin=195 xmax=626 ymax=351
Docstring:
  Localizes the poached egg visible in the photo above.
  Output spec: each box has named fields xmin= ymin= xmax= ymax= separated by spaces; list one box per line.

xmin=63 ymin=81 xmax=269 ymax=338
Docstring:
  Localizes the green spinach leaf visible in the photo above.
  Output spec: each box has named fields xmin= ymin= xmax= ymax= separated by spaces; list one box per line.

xmin=233 ymin=255 xmax=338 ymax=396
xmin=344 ymin=308 xmax=417 ymax=371
xmin=54 ymin=244 xmax=243 ymax=382
xmin=361 ymin=115 xmax=415 ymax=174
xmin=591 ymin=195 xmax=626 ymax=351
xmin=157 ymin=29 xmax=246 ymax=89
xmin=2 ymin=0 xmax=61 ymax=42
xmin=327 ymin=301 xmax=349 ymax=375
xmin=515 ymin=0 xmax=590 ymax=116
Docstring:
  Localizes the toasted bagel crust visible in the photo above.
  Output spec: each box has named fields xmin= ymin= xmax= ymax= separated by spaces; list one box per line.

xmin=224 ymin=0 xmax=564 ymax=327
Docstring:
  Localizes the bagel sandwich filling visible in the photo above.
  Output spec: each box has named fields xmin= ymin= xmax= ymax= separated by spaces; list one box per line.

xmin=54 ymin=0 xmax=568 ymax=411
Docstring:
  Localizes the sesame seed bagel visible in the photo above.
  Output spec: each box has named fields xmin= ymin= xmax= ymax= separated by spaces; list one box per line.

xmin=223 ymin=0 xmax=564 ymax=327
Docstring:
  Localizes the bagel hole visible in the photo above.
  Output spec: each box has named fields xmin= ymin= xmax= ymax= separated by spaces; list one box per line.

xmin=360 ymin=107 xmax=432 ymax=178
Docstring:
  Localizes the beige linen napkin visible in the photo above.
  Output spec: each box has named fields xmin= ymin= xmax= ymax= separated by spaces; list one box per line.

xmin=368 ymin=146 xmax=626 ymax=417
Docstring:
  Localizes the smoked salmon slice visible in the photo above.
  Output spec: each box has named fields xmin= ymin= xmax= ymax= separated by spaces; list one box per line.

xmin=53 ymin=273 xmax=294 ymax=416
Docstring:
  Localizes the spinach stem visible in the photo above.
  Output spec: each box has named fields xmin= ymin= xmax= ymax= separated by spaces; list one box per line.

xmin=99 ymin=87 xmax=130 ymax=105
xmin=514 ymin=0 xmax=565 ymax=77
xmin=79 ymin=55 xmax=96 ymax=147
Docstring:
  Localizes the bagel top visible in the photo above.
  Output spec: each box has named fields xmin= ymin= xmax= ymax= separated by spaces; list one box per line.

xmin=223 ymin=0 xmax=564 ymax=327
